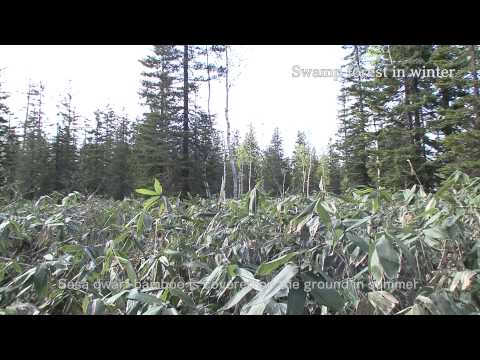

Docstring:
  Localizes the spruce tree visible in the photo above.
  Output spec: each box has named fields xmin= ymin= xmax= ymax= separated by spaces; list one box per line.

xmin=439 ymin=45 xmax=480 ymax=177
xmin=261 ymin=127 xmax=289 ymax=196
xmin=109 ymin=111 xmax=133 ymax=199
xmin=339 ymin=45 xmax=371 ymax=188
xmin=16 ymin=82 xmax=51 ymax=198
xmin=238 ymin=123 xmax=261 ymax=193
xmin=0 ymin=70 xmax=11 ymax=186
xmin=52 ymin=91 xmax=79 ymax=192
xmin=291 ymin=131 xmax=309 ymax=195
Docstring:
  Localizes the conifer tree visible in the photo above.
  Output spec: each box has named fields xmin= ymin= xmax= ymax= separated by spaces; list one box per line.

xmin=52 ymin=90 xmax=79 ymax=192
xmin=109 ymin=112 xmax=133 ymax=199
xmin=237 ymin=123 xmax=261 ymax=193
xmin=0 ymin=70 xmax=11 ymax=186
xmin=261 ymin=127 xmax=289 ymax=196
xmin=291 ymin=131 xmax=309 ymax=195
xmin=16 ymin=82 xmax=51 ymax=198
xmin=439 ymin=45 xmax=480 ymax=177
xmin=339 ymin=45 xmax=371 ymax=188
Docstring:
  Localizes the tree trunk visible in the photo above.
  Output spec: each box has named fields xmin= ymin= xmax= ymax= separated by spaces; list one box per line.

xmin=412 ymin=76 xmax=425 ymax=161
xmin=404 ymin=76 xmax=414 ymax=134
xmin=220 ymin=147 xmax=227 ymax=202
xmin=23 ymin=83 xmax=32 ymax=148
xmin=239 ymin=163 xmax=244 ymax=195
xmin=354 ymin=45 xmax=369 ymax=186
xmin=470 ymin=45 xmax=480 ymax=129
xmin=204 ymin=45 xmax=212 ymax=197
xmin=372 ymin=116 xmax=381 ymax=189
xmin=440 ymin=87 xmax=453 ymax=136
xmin=306 ymin=151 xmax=312 ymax=198
xmin=302 ymin=164 xmax=306 ymax=196
xmin=206 ymin=45 xmax=211 ymax=125
xmin=248 ymin=160 xmax=252 ymax=192
xmin=182 ymin=45 xmax=190 ymax=194
xmin=224 ymin=46 xmax=239 ymax=198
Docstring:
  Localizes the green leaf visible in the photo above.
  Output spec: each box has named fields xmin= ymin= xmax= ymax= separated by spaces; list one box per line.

xmin=237 ymin=268 xmax=264 ymax=291
xmin=256 ymin=252 xmax=298 ymax=276
xmin=423 ymin=227 xmax=447 ymax=249
xmin=163 ymin=249 xmax=182 ymax=256
xmin=424 ymin=197 xmax=437 ymax=214
xmin=219 ymin=286 xmax=253 ymax=312
xmin=449 ymin=270 xmax=477 ymax=292
xmin=158 ymin=199 xmax=166 ymax=216
xmin=371 ymin=196 xmax=380 ymax=214
xmin=87 ymin=299 xmax=105 ymax=315
xmin=160 ymin=288 xmax=169 ymax=302
xmin=248 ymin=264 xmax=298 ymax=307
xmin=242 ymin=302 xmax=267 ymax=315
xmin=367 ymin=291 xmax=399 ymax=314
xmin=116 ymin=256 xmax=137 ymax=285
xmin=227 ymin=264 xmax=239 ymax=279
xmin=143 ymin=196 xmax=160 ymax=211
xmin=287 ymin=287 xmax=306 ymax=315
xmin=370 ymin=235 xmax=401 ymax=281
xmin=265 ymin=301 xmax=287 ymax=315
xmin=0 ymin=265 xmax=5 ymax=284
xmin=249 ymin=187 xmax=258 ymax=215
xmin=424 ymin=211 xmax=443 ymax=228
xmin=13 ymin=267 xmax=36 ymax=288
xmin=168 ymin=287 xmax=195 ymax=308
xmin=136 ymin=212 xmax=145 ymax=236
xmin=389 ymin=233 xmax=415 ymax=269
xmin=344 ymin=216 xmax=370 ymax=234
xmin=127 ymin=289 xmax=164 ymax=305
xmin=201 ymin=265 xmax=225 ymax=294
xmin=82 ymin=295 xmax=91 ymax=314
xmin=135 ymin=188 xmax=158 ymax=196
xmin=291 ymin=201 xmax=316 ymax=231
xmin=143 ymin=305 xmax=165 ymax=315
xmin=315 ymin=200 xmax=331 ymax=228
xmin=369 ymin=239 xmax=382 ymax=283
xmin=104 ymin=290 xmax=130 ymax=306
xmin=33 ymin=264 xmax=48 ymax=300
xmin=143 ymin=213 xmax=153 ymax=232
xmin=295 ymin=201 xmax=316 ymax=221
xmin=154 ymin=179 xmax=163 ymax=195
xmin=161 ymin=308 xmax=179 ymax=315
xmin=406 ymin=303 xmax=426 ymax=315
xmin=301 ymin=272 xmax=345 ymax=312
xmin=423 ymin=227 xmax=447 ymax=240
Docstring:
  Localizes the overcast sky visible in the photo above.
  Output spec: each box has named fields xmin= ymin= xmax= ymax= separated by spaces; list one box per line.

xmin=0 ymin=45 xmax=345 ymax=155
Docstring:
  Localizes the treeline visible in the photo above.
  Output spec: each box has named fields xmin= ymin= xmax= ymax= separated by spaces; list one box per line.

xmin=328 ymin=45 xmax=480 ymax=193
xmin=1 ymin=45 xmax=479 ymax=200
xmin=0 ymin=46 xmax=326 ymax=200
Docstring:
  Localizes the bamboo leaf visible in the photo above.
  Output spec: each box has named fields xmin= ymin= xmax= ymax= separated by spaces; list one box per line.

xmin=256 ymin=252 xmax=298 ymax=276
xmin=300 ymin=272 xmax=346 ymax=312
xmin=219 ymin=285 xmax=253 ymax=312
xmin=135 ymin=188 xmax=158 ymax=196
xmin=287 ymin=287 xmax=306 ymax=315
xmin=248 ymin=264 xmax=298 ymax=307
xmin=368 ymin=291 xmax=399 ymax=314
xmin=127 ymin=289 xmax=164 ymax=305
xmin=154 ymin=179 xmax=163 ymax=195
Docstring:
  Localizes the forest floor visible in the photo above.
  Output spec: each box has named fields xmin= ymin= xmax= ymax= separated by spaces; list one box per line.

xmin=1 ymin=171 xmax=479 ymax=315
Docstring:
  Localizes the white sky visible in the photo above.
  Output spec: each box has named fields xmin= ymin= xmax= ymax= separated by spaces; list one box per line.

xmin=0 ymin=45 xmax=345 ymax=155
